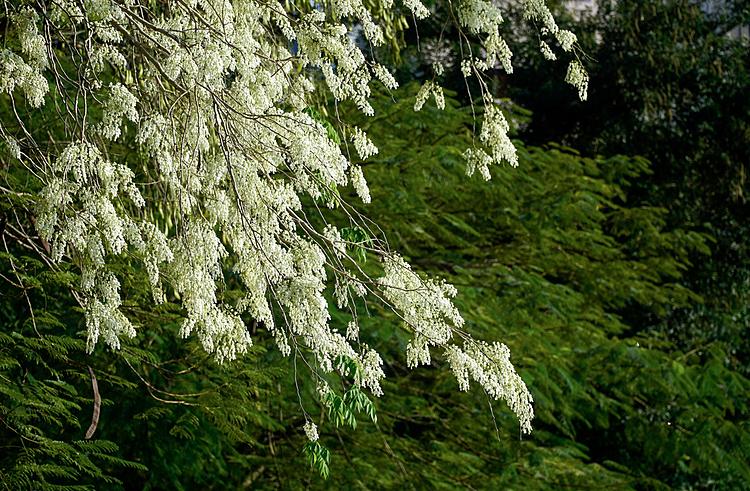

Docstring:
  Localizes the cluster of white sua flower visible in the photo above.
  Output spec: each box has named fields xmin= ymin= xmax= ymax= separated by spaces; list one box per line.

xmin=0 ymin=0 xmax=583 ymax=438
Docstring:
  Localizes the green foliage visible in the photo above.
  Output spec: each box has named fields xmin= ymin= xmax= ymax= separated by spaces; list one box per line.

xmin=0 ymin=251 xmax=144 ymax=490
xmin=340 ymin=226 xmax=372 ymax=262
xmin=322 ymin=385 xmax=377 ymax=430
xmin=509 ymin=0 xmax=750 ymax=374
xmin=303 ymin=441 xmax=331 ymax=480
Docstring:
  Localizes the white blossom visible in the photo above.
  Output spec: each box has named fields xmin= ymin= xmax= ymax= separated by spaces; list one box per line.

xmin=350 ymin=165 xmax=371 ymax=204
xmin=0 ymin=50 xmax=48 ymax=107
xmin=414 ymin=81 xmax=433 ymax=112
xmin=351 ymin=127 xmax=379 ymax=160
xmin=433 ymin=83 xmax=446 ymax=110
xmin=5 ymin=137 xmax=21 ymax=160
xmin=98 ymin=83 xmax=139 ymax=140
xmin=556 ymin=29 xmax=578 ymax=52
xmin=14 ymin=8 xmax=47 ymax=68
xmin=461 ymin=59 xmax=474 ymax=78
xmin=540 ymin=41 xmax=557 ymax=61
xmin=457 ymin=0 xmax=504 ymax=35
xmin=378 ymin=253 xmax=464 ymax=365
xmin=565 ymin=59 xmax=589 ymax=101
xmin=303 ymin=421 xmax=319 ymax=442
xmin=445 ymin=341 xmax=535 ymax=434
xmin=317 ymin=381 xmax=332 ymax=402
xmin=481 ymin=102 xmax=518 ymax=167
xmin=403 ymin=0 xmax=430 ymax=19
xmin=346 ymin=320 xmax=359 ymax=341
xmin=357 ymin=347 xmax=385 ymax=396
xmin=372 ymin=64 xmax=399 ymax=90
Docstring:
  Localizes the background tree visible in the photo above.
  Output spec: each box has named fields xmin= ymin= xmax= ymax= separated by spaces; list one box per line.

xmin=507 ymin=0 xmax=750 ymax=373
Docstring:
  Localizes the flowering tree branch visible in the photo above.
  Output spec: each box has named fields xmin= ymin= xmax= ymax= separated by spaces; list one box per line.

xmin=0 ymin=0 xmax=587 ymax=442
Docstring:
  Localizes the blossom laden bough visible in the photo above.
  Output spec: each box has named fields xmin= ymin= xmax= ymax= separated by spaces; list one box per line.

xmin=0 ymin=0 xmax=584 ymax=443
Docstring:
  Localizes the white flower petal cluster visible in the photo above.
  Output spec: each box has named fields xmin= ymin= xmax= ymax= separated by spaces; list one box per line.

xmin=303 ymin=421 xmax=320 ymax=442
xmin=98 ymin=83 xmax=139 ymax=141
xmin=480 ymin=101 xmax=518 ymax=167
xmin=414 ymin=80 xmax=445 ymax=111
xmin=351 ymin=127 xmax=379 ymax=160
xmin=458 ymin=0 xmax=513 ymax=73
xmin=565 ymin=59 xmax=590 ymax=101
xmin=403 ymin=0 xmax=431 ymax=19
xmin=372 ymin=64 xmax=399 ymax=90
xmin=465 ymin=97 xmax=518 ymax=179
xmin=540 ymin=41 xmax=557 ymax=61
xmin=14 ymin=8 xmax=48 ymax=69
xmin=0 ymin=48 xmax=47 ymax=108
xmin=461 ymin=59 xmax=474 ymax=78
xmin=447 ymin=0 xmax=586 ymax=181
xmin=446 ymin=341 xmax=534 ymax=434
xmin=521 ymin=0 xmax=577 ymax=50
xmin=377 ymin=254 xmax=464 ymax=367
xmin=36 ymin=141 xmax=148 ymax=351
xmin=350 ymin=165 xmax=372 ymax=204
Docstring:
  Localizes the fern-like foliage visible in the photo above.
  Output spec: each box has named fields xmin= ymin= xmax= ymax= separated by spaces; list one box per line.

xmin=0 ymin=247 xmax=144 ymax=490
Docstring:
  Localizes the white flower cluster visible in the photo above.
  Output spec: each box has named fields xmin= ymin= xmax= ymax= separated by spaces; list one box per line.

xmin=479 ymin=101 xmax=519 ymax=168
xmin=83 ymin=270 xmax=137 ymax=352
xmin=465 ymin=97 xmax=518 ymax=179
xmin=98 ymin=84 xmax=139 ymax=140
xmin=350 ymin=165 xmax=372 ymax=204
xmin=565 ymin=59 xmax=589 ymax=101
xmin=4 ymin=0 xmax=586 ymax=435
xmin=445 ymin=341 xmax=534 ymax=434
xmin=297 ymin=9 xmax=383 ymax=115
xmin=334 ymin=276 xmax=368 ymax=310
xmin=432 ymin=62 xmax=445 ymax=77
xmin=0 ymin=51 xmax=47 ymax=107
xmin=37 ymin=142 xmax=143 ymax=263
xmin=329 ymin=0 xmax=384 ymax=45
xmin=461 ymin=59 xmax=475 ymax=78
xmin=0 ymin=9 xmax=48 ymax=107
xmin=377 ymin=254 xmax=532 ymax=429
xmin=356 ymin=347 xmax=386 ymax=396
xmin=403 ymin=0 xmax=431 ymax=19
xmin=5 ymin=137 xmax=21 ymax=160
xmin=540 ymin=41 xmax=557 ymax=61
xmin=351 ymin=127 xmax=379 ymax=160
xmin=377 ymin=254 xmax=464 ymax=368
xmin=372 ymin=64 xmax=399 ymax=90
xmin=303 ymin=421 xmax=319 ymax=442
xmin=15 ymin=8 xmax=47 ymax=68
xmin=414 ymin=80 xmax=445 ymax=111
xmin=521 ymin=0 xmax=579 ymax=54
xmin=36 ymin=142 xmax=149 ymax=351
xmin=171 ymin=219 xmax=253 ymax=363
xmin=448 ymin=0 xmax=586 ymax=180
xmin=458 ymin=0 xmax=513 ymax=74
